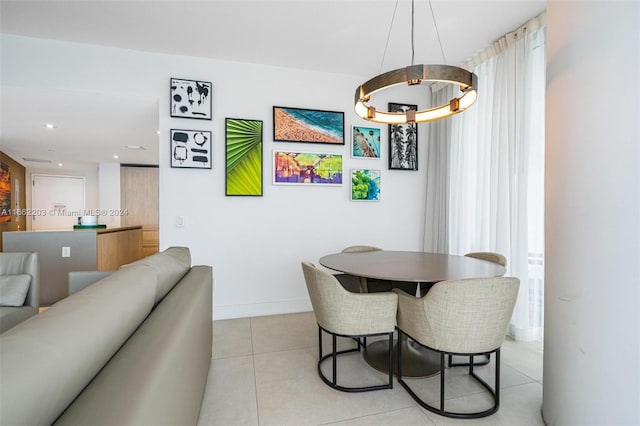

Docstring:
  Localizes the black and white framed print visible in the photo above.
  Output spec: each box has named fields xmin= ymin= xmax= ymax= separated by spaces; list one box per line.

xmin=170 ymin=129 xmax=212 ymax=169
xmin=388 ymin=102 xmax=418 ymax=170
xmin=170 ymin=78 xmax=212 ymax=120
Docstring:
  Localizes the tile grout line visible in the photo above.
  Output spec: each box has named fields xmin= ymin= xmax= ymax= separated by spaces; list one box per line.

xmin=249 ymin=317 xmax=262 ymax=426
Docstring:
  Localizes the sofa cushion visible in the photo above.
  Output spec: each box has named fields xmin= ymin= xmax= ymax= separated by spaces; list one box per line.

xmin=0 ymin=274 xmax=31 ymax=306
xmin=0 ymin=263 xmax=157 ymax=426
xmin=120 ymin=246 xmax=191 ymax=305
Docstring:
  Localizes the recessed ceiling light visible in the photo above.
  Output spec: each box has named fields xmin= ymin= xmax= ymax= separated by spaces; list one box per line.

xmin=44 ymin=123 xmax=56 ymax=129
xmin=156 ymin=130 xmax=161 ymax=135
xmin=57 ymin=163 xmax=63 ymax=167
xmin=113 ymin=155 xmax=119 ymax=159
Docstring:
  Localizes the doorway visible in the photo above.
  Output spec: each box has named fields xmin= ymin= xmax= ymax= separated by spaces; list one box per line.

xmin=31 ymin=174 xmax=85 ymax=230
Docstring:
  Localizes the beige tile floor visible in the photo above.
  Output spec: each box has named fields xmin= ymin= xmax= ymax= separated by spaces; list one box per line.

xmin=198 ymin=312 xmax=544 ymax=426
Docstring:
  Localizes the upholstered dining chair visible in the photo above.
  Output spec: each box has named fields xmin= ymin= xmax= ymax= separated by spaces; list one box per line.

xmin=334 ymin=245 xmax=391 ymax=293
xmin=448 ymin=251 xmax=509 ymax=368
xmin=464 ymin=251 xmax=507 ymax=267
xmin=301 ymin=261 xmax=397 ymax=392
xmin=394 ymin=277 xmax=519 ymax=418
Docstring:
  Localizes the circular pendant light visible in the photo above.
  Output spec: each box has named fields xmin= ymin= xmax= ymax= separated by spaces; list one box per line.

xmin=354 ymin=0 xmax=478 ymax=124
xmin=354 ymin=64 xmax=477 ymax=124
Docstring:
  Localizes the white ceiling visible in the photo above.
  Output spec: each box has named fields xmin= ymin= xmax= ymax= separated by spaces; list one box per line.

xmin=0 ymin=0 xmax=545 ymax=170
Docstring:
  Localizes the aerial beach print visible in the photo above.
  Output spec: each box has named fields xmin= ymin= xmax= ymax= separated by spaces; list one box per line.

xmin=273 ymin=106 xmax=344 ymax=144
xmin=352 ymin=126 xmax=381 ymax=158
xmin=273 ymin=151 xmax=343 ymax=185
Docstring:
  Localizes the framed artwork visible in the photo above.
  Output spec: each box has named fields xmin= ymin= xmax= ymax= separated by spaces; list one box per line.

xmin=170 ymin=78 xmax=212 ymax=120
xmin=352 ymin=125 xmax=381 ymax=158
xmin=273 ymin=151 xmax=343 ymax=185
xmin=0 ymin=162 xmax=11 ymax=223
xmin=388 ymin=102 xmax=418 ymax=170
xmin=273 ymin=106 xmax=344 ymax=145
xmin=351 ymin=169 xmax=381 ymax=201
xmin=170 ymin=129 xmax=212 ymax=169
xmin=225 ymin=118 xmax=263 ymax=196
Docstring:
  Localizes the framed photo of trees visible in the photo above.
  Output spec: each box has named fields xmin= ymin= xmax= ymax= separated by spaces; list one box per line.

xmin=388 ymin=103 xmax=418 ymax=170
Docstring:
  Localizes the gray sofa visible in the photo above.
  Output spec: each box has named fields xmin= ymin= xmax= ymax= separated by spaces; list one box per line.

xmin=0 ymin=247 xmax=213 ymax=425
xmin=0 ymin=251 xmax=39 ymax=333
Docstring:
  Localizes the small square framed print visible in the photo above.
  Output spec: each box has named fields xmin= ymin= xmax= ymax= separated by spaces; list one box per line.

xmin=351 ymin=169 xmax=381 ymax=201
xmin=352 ymin=125 xmax=381 ymax=158
xmin=170 ymin=78 xmax=212 ymax=120
xmin=170 ymin=129 xmax=212 ymax=169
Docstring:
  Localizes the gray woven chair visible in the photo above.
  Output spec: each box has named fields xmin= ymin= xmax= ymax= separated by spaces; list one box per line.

xmin=465 ymin=251 xmax=507 ymax=267
xmin=448 ymin=251 xmax=509 ymax=368
xmin=301 ymin=261 xmax=397 ymax=392
xmin=394 ymin=277 xmax=519 ymax=418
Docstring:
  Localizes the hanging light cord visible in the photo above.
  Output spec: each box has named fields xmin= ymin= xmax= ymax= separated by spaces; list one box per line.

xmin=379 ymin=0 xmax=399 ymax=73
xmin=411 ymin=0 xmax=416 ymax=65
xmin=428 ymin=0 xmax=447 ymax=64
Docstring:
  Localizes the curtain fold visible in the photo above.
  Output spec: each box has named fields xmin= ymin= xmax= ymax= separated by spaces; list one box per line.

xmin=424 ymin=13 xmax=546 ymax=341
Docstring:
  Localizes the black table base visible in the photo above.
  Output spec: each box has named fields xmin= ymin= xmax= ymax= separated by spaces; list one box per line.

xmin=363 ymin=335 xmax=441 ymax=378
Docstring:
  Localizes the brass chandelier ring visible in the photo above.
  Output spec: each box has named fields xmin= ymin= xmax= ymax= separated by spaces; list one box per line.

xmin=354 ymin=64 xmax=478 ymax=124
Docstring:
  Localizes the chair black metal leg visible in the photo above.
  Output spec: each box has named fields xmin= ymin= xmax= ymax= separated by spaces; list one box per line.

xmin=496 ymin=349 xmax=500 ymax=406
xmin=396 ymin=328 xmax=501 ymax=419
xmin=387 ymin=332 xmax=393 ymax=389
xmin=317 ymin=325 xmax=394 ymax=393
xmin=318 ymin=327 xmax=322 ymax=362
xmin=332 ymin=333 xmax=337 ymax=386
xmin=397 ymin=328 xmax=403 ymax=379
xmin=440 ymin=352 xmax=445 ymax=412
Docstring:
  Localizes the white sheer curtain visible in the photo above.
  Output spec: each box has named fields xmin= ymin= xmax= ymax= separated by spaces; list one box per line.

xmin=424 ymin=13 xmax=546 ymax=341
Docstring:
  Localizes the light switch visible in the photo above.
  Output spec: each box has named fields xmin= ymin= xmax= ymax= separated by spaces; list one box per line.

xmin=62 ymin=246 xmax=71 ymax=257
xmin=176 ymin=216 xmax=185 ymax=228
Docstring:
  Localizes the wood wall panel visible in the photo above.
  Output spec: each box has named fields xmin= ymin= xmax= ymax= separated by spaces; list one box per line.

xmin=120 ymin=166 xmax=159 ymax=256
xmin=97 ymin=227 xmax=143 ymax=270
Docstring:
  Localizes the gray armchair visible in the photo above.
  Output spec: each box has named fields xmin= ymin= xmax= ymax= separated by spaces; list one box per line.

xmin=394 ymin=276 xmax=519 ymax=418
xmin=0 ymin=252 xmax=39 ymax=333
xmin=301 ymin=261 xmax=397 ymax=392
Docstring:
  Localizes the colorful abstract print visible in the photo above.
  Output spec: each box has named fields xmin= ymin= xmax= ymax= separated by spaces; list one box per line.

xmin=274 ymin=152 xmax=342 ymax=185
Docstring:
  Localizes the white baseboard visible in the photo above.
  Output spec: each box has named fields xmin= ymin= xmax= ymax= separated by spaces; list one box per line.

xmin=213 ymin=298 xmax=312 ymax=320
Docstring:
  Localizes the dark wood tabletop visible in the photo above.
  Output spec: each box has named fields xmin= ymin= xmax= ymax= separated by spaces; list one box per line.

xmin=319 ymin=250 xmax=505 ymax=283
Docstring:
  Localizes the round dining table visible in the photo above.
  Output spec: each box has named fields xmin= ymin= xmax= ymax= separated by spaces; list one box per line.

xmin=319 ymin=250 xmax=506 ymax=377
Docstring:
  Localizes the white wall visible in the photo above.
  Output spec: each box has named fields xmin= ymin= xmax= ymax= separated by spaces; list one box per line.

xmin=544 ymin=1 xmax=640 ymax=424
xmin=98 ymin=162 xmax=121 ymax=228
xmin=1 ymin=35 xmax=429 ymax=319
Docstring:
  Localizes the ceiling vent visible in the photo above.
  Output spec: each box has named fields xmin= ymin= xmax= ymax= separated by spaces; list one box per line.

xmin=22 ymin=158 xmax=52 ymax=163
